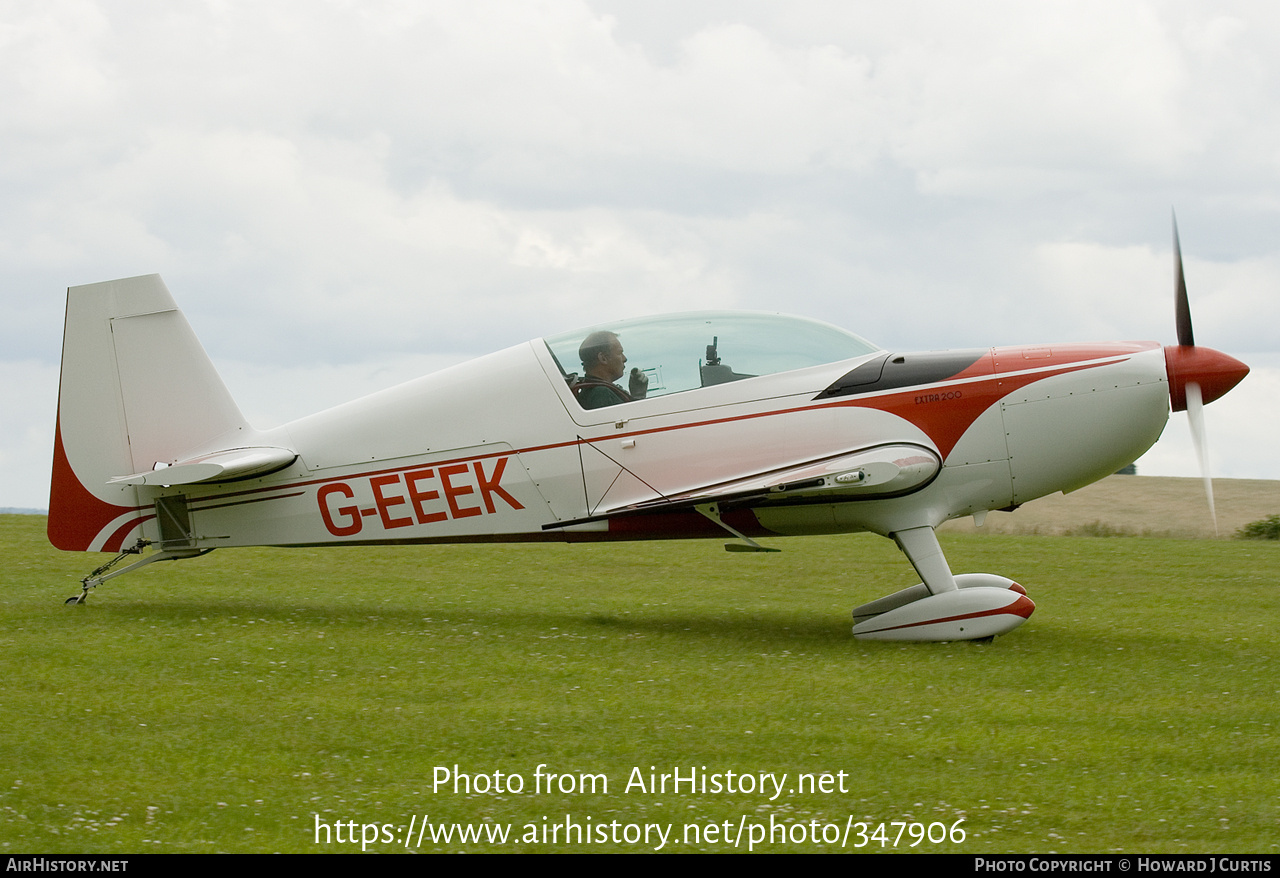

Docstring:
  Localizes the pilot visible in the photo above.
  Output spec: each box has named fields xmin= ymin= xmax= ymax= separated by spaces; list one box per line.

xmin=573 ymin=330 xmax=648 ymax=409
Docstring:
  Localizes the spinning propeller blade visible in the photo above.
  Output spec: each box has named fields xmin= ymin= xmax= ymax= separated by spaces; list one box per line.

xmin=1185 ymin=380 xmax=1216 ymax=534
xmin=1164 ymin=213 xmax=1248 ymax=534
xmin=1173 ymin=215 xmax=1194 ymax=347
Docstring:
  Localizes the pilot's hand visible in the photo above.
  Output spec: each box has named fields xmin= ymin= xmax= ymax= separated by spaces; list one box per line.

xmin=629 ymin=367 xmax=649 ymax=399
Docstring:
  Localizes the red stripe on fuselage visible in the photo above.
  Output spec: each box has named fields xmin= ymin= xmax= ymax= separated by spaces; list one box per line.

xmin=102 ymin=514 xmax=154 ymax=553
xmin=834 ymin=358 xmax=1125 ymax=459
xmin=992 ymin=342 xmax=1158 ymax=371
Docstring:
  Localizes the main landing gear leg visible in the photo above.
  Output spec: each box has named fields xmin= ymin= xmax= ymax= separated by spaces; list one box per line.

xmin=850 ymin=526 xmax=1035 ymax=642
xmin=894 ymin=525 xmax=959 ymax=595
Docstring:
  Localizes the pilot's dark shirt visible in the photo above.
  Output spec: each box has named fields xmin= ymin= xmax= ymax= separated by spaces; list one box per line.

xmin=575 ymin=379 xmax=631 ymax=409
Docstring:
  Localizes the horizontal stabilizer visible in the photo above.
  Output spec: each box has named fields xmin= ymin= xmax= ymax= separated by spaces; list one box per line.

xmin=109 ymin=446 xmax=298 ymax=486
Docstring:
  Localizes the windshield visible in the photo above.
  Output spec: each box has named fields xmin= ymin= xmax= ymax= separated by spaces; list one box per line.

xmin=544 ymin=311 xmax=879 ymax=401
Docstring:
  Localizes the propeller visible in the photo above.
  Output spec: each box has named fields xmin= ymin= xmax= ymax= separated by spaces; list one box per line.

xmin=1173 ymin=216 xmax=1194 ymax=347
xmin=1185 ymin=380 xmax=1215 ymax=532
xmin=1163 ymin=214 xmax=1249 ymax=534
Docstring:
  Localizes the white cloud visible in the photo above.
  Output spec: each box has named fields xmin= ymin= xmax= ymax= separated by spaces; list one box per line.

xmin=4 ymin=0 xmax=1280 ymax=508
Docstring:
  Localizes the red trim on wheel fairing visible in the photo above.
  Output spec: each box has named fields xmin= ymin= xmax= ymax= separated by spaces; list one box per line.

xmin=858 ymin=594 xmax=1036 ymax=635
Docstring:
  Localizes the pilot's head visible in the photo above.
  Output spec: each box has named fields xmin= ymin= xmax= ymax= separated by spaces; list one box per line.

xmin=579 ymin=330 xmax=626 ymax=381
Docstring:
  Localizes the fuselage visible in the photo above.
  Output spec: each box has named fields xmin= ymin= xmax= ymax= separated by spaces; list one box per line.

xmin=127 ymin=322 xmax=1178 ymax=552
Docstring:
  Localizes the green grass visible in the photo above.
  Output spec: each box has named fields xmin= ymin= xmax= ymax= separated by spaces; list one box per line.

xmin=1 ymin=515 xmax=1277 ymax=853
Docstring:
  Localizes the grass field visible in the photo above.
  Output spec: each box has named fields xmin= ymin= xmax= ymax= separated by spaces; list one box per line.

xmin=1 ymin=512 xmax=1277 ymax=854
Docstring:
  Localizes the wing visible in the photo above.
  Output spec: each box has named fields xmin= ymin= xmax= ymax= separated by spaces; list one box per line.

xmin=544 ymin=443 xmax=939 ymax=530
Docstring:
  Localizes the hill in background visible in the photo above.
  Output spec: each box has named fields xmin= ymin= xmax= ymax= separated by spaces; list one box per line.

xmin=941 ymin=475 xmax=1280 ymax=539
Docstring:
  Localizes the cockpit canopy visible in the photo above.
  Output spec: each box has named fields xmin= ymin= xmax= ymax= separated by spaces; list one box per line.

xmin=543 ymin=311 xmax=880 ymax=400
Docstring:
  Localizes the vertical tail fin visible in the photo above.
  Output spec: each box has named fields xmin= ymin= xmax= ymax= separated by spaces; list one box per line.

xmin=49 ymin=275 xmax=251 ymax=551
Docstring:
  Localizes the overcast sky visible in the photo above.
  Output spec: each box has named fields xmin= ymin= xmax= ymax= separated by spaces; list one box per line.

xmin=3 ymin=0 xmax=1278 ymax=510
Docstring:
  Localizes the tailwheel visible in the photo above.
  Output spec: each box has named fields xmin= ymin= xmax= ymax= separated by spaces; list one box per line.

xmin=61 ymin=541 xmax=211 ymax=605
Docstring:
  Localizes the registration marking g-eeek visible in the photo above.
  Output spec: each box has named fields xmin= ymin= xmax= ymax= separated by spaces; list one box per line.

xmin=318 ymin=457 xmax=524 ymax=537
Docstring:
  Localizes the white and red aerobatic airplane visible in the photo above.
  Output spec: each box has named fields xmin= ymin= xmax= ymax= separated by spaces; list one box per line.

xmin=48 ymin=227 xmax=1248 ymax=641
